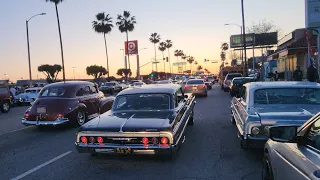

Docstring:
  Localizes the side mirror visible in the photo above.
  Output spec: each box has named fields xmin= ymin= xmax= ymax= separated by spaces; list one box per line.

xmin=235 ymin=93 xmax=241 ymax=98
xmin=269 ymin=126 xmax=298 ymax=143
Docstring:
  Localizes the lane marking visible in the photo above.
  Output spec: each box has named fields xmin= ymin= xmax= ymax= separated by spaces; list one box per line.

xmin=0 ymin=126 xmax=35 ymax=136
xmin=11 ymin=151 xmax=72 ymax=180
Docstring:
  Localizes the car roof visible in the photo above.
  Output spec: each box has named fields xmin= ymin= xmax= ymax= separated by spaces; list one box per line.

xmin=244 ymin=81 xmax=320 ymax=90
xmin=118 ymin=84 xmax=180 ymax=96
xmin=227 ymin=73 xmax=242 ymax=76
xmin=233 ymin=77 xmax=254 ymax=80
xmin=26 ymin=87 xmax=42 ymax=90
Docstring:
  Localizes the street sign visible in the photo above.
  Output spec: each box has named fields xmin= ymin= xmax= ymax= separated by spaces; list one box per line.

xmin=230 ymin=32 xmax=277 ymax=48
xmin=173 ymin=62 xmax=187 ymax=66
xmin=306 ymin=0 xmax=320 ymax=28
xmin=125 ymin=40 xmax=138 ymax=55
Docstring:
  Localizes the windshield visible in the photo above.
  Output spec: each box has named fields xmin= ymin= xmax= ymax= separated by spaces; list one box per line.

xmin=226 ymin=74 xmax=242 ymax=80
xmin=233 ymin=78 xmax=254 ymax=84
xmin=113 ymin=94 xmax=170 ymax=111
xmin=103 ymin=83 xmax=114 ymax=86
xmin=187 ymin=80 xmax=204 ymax=84
xmin=254 ymin=88 xmax=320 ymax=105
xmin=39 ymin=87 xmax=66 ymax=97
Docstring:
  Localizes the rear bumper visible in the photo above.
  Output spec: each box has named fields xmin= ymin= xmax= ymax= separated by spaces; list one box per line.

xmin=75 ymin=143 xmax=174 ymax=155
xmin=21 ymin=118 xmax=69 ymax=126
xmin=184 ymin=89 xmax=206 ymax=95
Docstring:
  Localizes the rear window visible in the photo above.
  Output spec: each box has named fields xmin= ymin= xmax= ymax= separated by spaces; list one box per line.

xmin=40 ymin=87 xmax=66 ymax=97
xmin=227 ymin=74 xmax=242 ymax=80
xmin=187 ymin=80 xmax=204 ymax=84
xmin=0 ymin=87 xmax=8 ymax=94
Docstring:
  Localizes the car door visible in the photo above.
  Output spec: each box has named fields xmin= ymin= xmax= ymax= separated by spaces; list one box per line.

xmin=270 ymin=119 xmax=320 ymax=180
xmin=234 ymin=87 xmax=248 ymax=134
xmin=172 ymin=89 xmax=187 ymax=144
xmin=88 ymin=84 xmax=100 ymax=117
xmin=79 ymin=86 xmax=96 ymax=118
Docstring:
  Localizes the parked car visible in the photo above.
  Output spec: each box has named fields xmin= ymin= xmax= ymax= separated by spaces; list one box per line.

xmin=75 ymin=84 xmax=196 ymax=160
xmin=222 ymin=73 xmax=242 ymax=92
xmin=131 ymin=82 xmax=146 ymax=87
xmin=229 ymin=77 xmax=255 ymax=97
xmin=263 ymin=112 xmax=320 ymax=180
xmin=204 ymin=79 xmax=213 ymax=90
xmin=14 ymin=87 xmax=42 ymax=105
xmin=206 ymin=76 xmax=215 ymax=84
xmin=0 ymin=85 xmax=11 ymax=113
xmin=231 ymin=81 xmax=320 ymax=149
xmin=99 ymin=81 xmax=122 ymax=94
xmin=184 ymin=79 xmax=207 ymax=97
xmin=21 ymin=81 xmax=114 ymax=127
xmin=156 ymin=80 xmax=172 ymax=84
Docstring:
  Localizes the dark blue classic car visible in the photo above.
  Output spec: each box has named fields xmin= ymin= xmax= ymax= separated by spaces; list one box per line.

xmin=75 ymin=84 xmax=196 ymax=160
xmin=231 ymin=81 xmax=320 ymax=149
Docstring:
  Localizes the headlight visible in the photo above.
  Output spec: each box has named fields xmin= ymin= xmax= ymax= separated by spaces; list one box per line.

xmin=251 ymin=127 xmax=260 ymax=135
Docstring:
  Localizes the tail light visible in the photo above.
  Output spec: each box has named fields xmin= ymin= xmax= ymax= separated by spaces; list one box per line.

xmin=24 ymin=113 xmax=29 ymax=118
xmin=57 ymin=114 xmax=63 ymax=118
xmin=161 ymin=137 xmax=169 ymax=144
xmin=200 ymin=84 xmax=205 ymax=88
xmin=97 ymin=137 xmax=103 ymax=144
xmin=89 ymin=137 xmax=95 ymax=143
xmin=151 ymin=137 xmax=158 ymax=145
xmin=142 ymin=137 xmax=149 ymax=144
xmin=185 ymin=85 xmax=190 ymax=89
xmin=80 ymin=136 xmax=87 ymax=143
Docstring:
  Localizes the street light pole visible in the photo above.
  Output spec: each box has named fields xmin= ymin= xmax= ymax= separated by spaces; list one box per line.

xmin=241 ymin=0 xmax=248 ymax=76
xmin=224 ymin=23 xmax=243 ymax=65
xmin=72 ymin=67 xmax=76 ymax=80
xmin=26 ymin=13 xmax=46 ymax=87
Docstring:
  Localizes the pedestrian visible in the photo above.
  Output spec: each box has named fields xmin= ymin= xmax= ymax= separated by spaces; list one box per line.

xmin=293 ymin=66 xmax=303 ymax=81
xmin=9 ymin=86 xmax=16 ymax=96
xmin=274 ymin=71 xmax=279 ymax=81
xmin=307 ymin=65 xmax=319 ymax=82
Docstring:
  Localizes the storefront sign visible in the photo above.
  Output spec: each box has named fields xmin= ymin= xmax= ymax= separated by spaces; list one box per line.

xmin=305 ymin=0 xmax=320 ymax=28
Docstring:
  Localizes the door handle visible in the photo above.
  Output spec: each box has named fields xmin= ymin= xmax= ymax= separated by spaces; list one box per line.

xmin=313 ymin=170 xmax=320 ymax=178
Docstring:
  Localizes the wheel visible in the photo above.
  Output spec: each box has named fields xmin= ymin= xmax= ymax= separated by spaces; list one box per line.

xmin=1 ymin=101 xmax=11 ymax=113
xmin=188 ymin=110 xmax=194 ymax=125
xmin=240 ymin=139 xmax=249 ymax=149
xmin=262 ymin=153 xmax=274 ymax=180
xmin=76 ymin=110 xmax=87 ymax=126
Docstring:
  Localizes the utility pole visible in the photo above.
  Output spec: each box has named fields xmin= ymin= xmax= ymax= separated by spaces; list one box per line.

xmin=241 ymin=0 xmax=248 ymax=76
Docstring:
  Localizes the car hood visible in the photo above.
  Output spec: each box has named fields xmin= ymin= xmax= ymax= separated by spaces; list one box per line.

xmin=254 ymin=105 xmax=319 ymax=126
xmin=79 ymin=111 xmax=174 ymax=132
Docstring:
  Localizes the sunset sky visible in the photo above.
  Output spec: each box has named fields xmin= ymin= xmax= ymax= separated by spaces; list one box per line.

xmin=1 ymin=0 xmax=304 ymax=81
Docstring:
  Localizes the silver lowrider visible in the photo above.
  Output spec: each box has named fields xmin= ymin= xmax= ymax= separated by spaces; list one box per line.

xmin=230 ymin=81 xmax=320 ymax=149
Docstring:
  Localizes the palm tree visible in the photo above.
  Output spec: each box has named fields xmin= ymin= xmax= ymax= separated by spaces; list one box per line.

xmin=197 ymin=65 xmax=203 ymax=71
xmin=116 ymin=11 xmax=137 ymax=69
xmin=174 ymin=50 xmax=180 ymax=61
xmin=149 ymin=33 xmax=161 ymax=71
xmin=181 ymin=54 xmax=187 ymax=71
xmin=92 ymin=12 xmax=113 ymax=78
xmin=187 ymin=56 xmax=195 ymax=73
xmin=45 ymin=0 xmax=66 ymax=81
xmin=221 ymin=43 xmax=229 ymax=51
xmin=165 ymin=40 xmax=173 ymax=74
xmin=158 ymin=42 xmax=167 ymax=73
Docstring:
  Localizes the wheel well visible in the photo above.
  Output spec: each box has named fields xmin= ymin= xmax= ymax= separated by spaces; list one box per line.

xmin=264 ymin=148 xmax=269 ymax=154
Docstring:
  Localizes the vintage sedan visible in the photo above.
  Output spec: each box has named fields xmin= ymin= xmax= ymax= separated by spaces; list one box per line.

xmin=231 ymin=81 xmax=320 ymax=149
xmin=75 ymin=84 xmax=196 ymax=159
xmin=21 ymin=81 xmax=114 ymax=126
xmin=263 ymin=113 xmax=320 ymax=180
xmin=14 ymin=87 xmax=42 ymax=105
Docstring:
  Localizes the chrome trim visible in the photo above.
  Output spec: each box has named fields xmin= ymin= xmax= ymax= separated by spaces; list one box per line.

xmin=119 ymin=114 xmax=135 ymax=132
xmin=21 ymin=118 xmax=69 ymax=126
xmin=76 ymin=131 xmax=174 ymax=144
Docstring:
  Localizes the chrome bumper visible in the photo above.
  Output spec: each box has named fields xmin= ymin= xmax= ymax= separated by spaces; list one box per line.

xmin=21 ymin=118 xmax=69 ymax=126
xmin=75 ymin=142 xmax=173 ymax=155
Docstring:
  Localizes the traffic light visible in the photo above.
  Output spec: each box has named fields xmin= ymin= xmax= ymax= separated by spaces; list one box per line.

xmin=204 ymin=59 xmax=209 ymax=63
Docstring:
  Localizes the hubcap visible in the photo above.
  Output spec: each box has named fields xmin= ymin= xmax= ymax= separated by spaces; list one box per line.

xmin=3 ymin=103 xmax=9 ymax=111
xmin=77 ymin=111 xmax=85 ymax=125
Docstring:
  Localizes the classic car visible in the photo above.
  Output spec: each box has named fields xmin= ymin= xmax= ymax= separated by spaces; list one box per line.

xmin=75 ymin=84 xmax=196 ymax=159
xmin=229 ymin=77 xmax=255 ymax=97
xmin=263 ymin=113 xmax=320 ymax=180
xmin=231 ymin=81 xmax=320 ymax=149
xmin=99 ymin=81 xmax=122 ymax=94
xmin=0 ymin=85 xmax=11 ymax=113
xmin=21 ymin=81 xmax=115 ymax=126
xmin=14 ymin=87 xmax=42 ymax=105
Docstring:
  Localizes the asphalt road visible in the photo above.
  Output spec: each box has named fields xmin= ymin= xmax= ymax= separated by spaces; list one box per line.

xmin=0 ymin=84 xmax=263 ymax=180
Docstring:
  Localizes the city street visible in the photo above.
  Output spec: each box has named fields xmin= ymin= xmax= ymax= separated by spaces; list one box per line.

xmin=0 ymin=84 xmax=263 ymax=180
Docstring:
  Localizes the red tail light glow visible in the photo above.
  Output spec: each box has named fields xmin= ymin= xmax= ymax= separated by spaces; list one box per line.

xmin=57 ymin=114 xmax=63 ymax=118
xmin=161 ymin=137 xmax=169 ymax=144
xmin=80 ymin=136 xmax=87 ymax=143
xmin=185 ymin=85 xmax=190 ymax=89
xmin=24 ymin=113 xmax=29 ymax=118
xmin=89 ymin=137 xmax=95 ymax=143
xmin=142 ymin=137 xmax=149 ymax=144
xmin=97 ymin=137 xmax=103 ymax=144
xmin=200 ymin=84 xmax=205 ymax=88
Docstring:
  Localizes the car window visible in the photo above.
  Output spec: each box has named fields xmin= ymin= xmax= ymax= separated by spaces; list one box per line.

xmin=226 ymin=74 xmax=242 ymax=80
xmin=40 ymin=87 xmax=65 ymax=97
xmin=0 ymin=87 xmax=8 ymax=94
xmin=175 ymin=88 xmax=184 ymax=107
xmin=240 ymin=87 xmax=247 ymax=100
xmin=187 ymin=80 xmax=204 ymax=84
xmin=76 ymin=88 xmax=85 ymax=97
xmin=306 ymin=119 xmax=320 ymax=151
xmin=90 ymin=85 xmax=98 ymax=94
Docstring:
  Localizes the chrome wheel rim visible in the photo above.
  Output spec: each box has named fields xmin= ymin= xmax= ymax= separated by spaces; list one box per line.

xmin=77 ymin=111 xmax=85 ymax=125
xmin=3 ymin=103 xmax=9 ymax=111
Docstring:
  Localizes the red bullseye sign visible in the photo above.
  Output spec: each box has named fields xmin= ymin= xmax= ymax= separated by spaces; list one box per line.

xmin=125 ymin=40 xmax=138 ymax=55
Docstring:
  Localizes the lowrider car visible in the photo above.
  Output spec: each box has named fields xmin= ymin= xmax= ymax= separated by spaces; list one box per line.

xmin=231 ymin=81 xmax=320 ymax=149
xmin=75 ymin=84 xmax=196 ymax=159
xmin=22 ymin=81 xmax=115 ymax=126
xmin=263 ymin=113 xmax=320 ymax=180
xmin=14 ymin=87 xmax=42 ymax=105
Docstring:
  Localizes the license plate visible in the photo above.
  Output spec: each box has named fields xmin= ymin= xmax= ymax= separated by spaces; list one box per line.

xmin=192 ymin=87 xmax=197 ymax=90
xmin=115 ymin=148 xmax=132 ymax=155
xmin=37 ymin=107 xmax=46 ymax=114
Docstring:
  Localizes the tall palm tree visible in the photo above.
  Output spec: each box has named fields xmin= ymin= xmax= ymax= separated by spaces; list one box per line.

xmin=181 ymin=54 xmax=187 ymax=71
xmin=165 ymin=40 xmax=173 ymax=74
xmin=197 ymin=65 xmax=203 ymax=71
xmin=158 ymin=42 xmax=167 ymax=73
xmin=149 ymin=33 xmax=161 ymax=71
xmin=92 ymin=12 xmax=113 ymax=78
xmin=174 ymin=50 xmax=180 ymax=61
xmin=116 ymin=11 xmax=137 ymax=70
xmin=187 ymin=56 xmax=195 ymax=74
xmin=45 ymin=0 xmax=66 ymax=81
